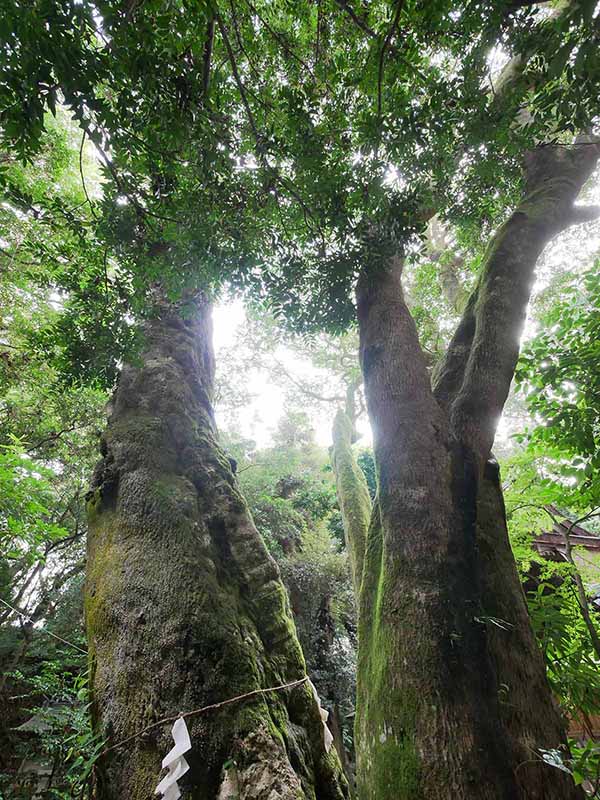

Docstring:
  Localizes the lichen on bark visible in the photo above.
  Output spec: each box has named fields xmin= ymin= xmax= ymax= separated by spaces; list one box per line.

xmin=85 ymin=293 xmax=348 ymax=800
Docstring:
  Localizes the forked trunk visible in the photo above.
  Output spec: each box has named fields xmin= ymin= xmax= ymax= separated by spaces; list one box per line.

xmin=356 ymin=260 xmax=516 ymax=799
xmin=85 ymin=294 xmax=348 ymax=800
xmin=352 ymin=143 xmax=599 ymax=799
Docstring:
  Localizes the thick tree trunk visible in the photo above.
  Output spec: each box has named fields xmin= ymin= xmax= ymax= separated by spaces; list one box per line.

xmin=353 ymin=143 xmax=599 ymax=799
xmin=356 ymin=257 xmax=516 ymax=799
xmin=85 ymin=294 xmax=348 ymax=800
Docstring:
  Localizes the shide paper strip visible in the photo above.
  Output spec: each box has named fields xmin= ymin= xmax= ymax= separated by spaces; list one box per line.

xmin=308 ymin=678 xmax=334 ymax=753
xmin=155 ymin=717 xmax=192 ymax=800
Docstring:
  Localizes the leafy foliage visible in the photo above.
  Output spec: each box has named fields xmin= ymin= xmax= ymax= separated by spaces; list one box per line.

xmin=516 ymin=263 xmax=600 ymax=509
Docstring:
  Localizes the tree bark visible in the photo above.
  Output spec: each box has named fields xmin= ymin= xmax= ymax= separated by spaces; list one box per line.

xmin=356 ymin=255 xmax=516 ymax=799
xmin=330 ymin=406 xmax=371 ymax=597
xmin=476 ymin=462 xmax=579 ymax=798
xmin=85 ymin=294 xmax=348 ymax=800
xmin=353 ymin=142 xmax=599 ymax=800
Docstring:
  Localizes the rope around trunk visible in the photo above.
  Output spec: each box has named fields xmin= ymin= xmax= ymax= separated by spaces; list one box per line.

xmin=100 ymin=676 xmax=309 ymax=756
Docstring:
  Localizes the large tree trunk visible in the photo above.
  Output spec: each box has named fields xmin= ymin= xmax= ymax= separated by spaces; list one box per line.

xmin=352 ymin=143 xmax=599 ymax=799
xmin=85 ymin=294 xmax=348 ymax=800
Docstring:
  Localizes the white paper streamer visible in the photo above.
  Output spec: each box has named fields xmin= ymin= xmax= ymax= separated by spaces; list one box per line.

xmin=308 ymin=679 xmax=334 ymax=753
xmin=155 ymin=717 xmax=192 ymax=800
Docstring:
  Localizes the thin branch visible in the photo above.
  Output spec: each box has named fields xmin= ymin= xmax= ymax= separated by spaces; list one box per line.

xmin=333 ymin=0 xmax=377 ymax=38
xmin=509 ymin=502 xmax=600 ymax=660
xmin=0 ymin=597 xmax=87 ymax=654
xmin=46 ymin=529 xmax=86 ymax=554
xmin=25 ymin=423 xmax=86 ymax=453
xmin=376 ymin=0 xmax=404 ymax=122
xmin=79 ymin=130 xmax=98 ymax=220
xmin=216 ymin=12 xmax=262 ymax=143
xmin=228 ymin=0 xmax=263 ymax=82
xmin=0 ymin=246 xmax=37 ymax=268
xmin=244 ymin=0 xmax=322 ymax=84
xmin=505 ymin=502 xmax=560 ymax=524
xmin=272 ymin=356 xmax=346 ymax=403
xmin=201 ymin=18 xmax=215 ymax=99
xmin=237 ymin=462 xmax=266 ymax=474
xmin=315 ymin=0 xmax=322 ymax=65
xmin=83 ymin=126 xmax=179 ymax=225
xmin=0 ymin=563 xmax=42 ymax=625
xmin=216 ymin=10 xmax=321 ymax=233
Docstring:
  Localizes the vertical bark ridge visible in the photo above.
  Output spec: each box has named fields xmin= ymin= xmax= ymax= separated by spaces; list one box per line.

xmin=86 ymin=294 xmax=349 ymax=800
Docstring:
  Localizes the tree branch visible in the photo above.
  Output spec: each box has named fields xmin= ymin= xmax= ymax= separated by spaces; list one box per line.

xmin=357 ymin=252 xmax=448 ymax=496
xmin=376 ymin=0 xmax=404 ymax=122
xmin=567 ymin=204 xmax=600 ymax=225
xmin=25 ymin=423 xmax=86 ymax=453
xmin=243 ymin=0 xmax=323 ymax=85
xmin=216 ymin=10 xmax=321 ymax=234
xmin=436 ymin=142 xmax=600 ymax=462
xmin=333 ymin=0 xmax=377 ymax=38
xmin=201 ymin=18 xmax=215 ymax=99
xmin=79 ymin=130 xmax=98 ymax=220
xmin=272 ymin=356 xmax=345 ymax=404
xmin=331 ymin=407 xmax=371 ymax=597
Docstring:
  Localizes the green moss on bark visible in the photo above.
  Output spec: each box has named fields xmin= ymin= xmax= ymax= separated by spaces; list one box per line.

xmin=85 ymin=296 xmax=349 ymax=800
xmin=330 ymin=409 xmax=371 ymax=596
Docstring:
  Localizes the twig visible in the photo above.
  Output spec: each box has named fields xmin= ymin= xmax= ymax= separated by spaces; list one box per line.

xmin=333 ymin=0 xmax=377 ymax=38
xmin=237 ymin=462 xmax=266 ymax=473
xmin=100 ymin=676 xmax=309 ymax=757
xmin=79 ymin=131 xmax=99 ymax=220
xmin=0 ymin=246 xmax=38 ymax=268
xmin=376 ymin=0 xmax=404 ymax=122
xmin=0 ymin=597 xmax=87 ymax=654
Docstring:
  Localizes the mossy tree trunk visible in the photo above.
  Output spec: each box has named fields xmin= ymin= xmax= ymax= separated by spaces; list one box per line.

xmin=330 ymin=394 xmax=371 ymax=598
xmin=352 ymin=143 xmax=599 ymax=799
xmin=85 ymin=294 xmax=348 ymax=800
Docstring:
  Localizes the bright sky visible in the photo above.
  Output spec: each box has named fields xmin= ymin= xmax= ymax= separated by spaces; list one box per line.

xmin=212 ymin=300 xmax=347 ymax=447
